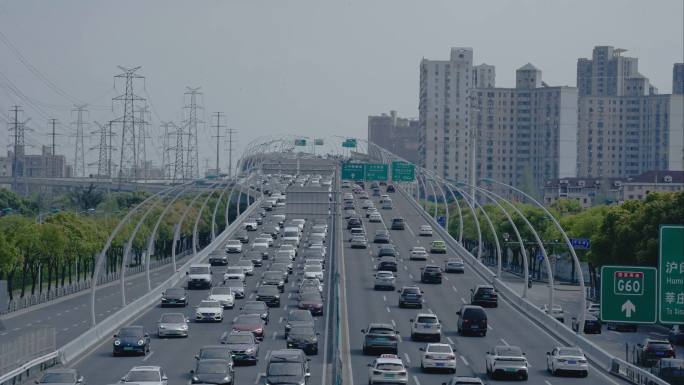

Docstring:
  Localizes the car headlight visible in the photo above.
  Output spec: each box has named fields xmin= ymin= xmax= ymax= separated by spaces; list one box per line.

xmin=245 ymin=347 xmax=256 ymax=354
xmin=196 ymin=312 xmax=202 ymax=317
xmin=181 ymin=325 xmax=188 ymax=330
xmin=192 ymin=376 xmax=199 ymax=382
xmin=138 ymin=339 xmax=145 ymax=345
xmin=179 ymin=297 xmax=186 ymax=301
xmin=159 ymin=325 xmax=166 ymax=329
xmin=114 ymin=340 xmax=121 ymax=346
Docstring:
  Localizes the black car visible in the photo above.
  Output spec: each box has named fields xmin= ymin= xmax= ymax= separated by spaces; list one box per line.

xmin=398 ymin=286 xmax=423 ymax=308
xmin=377 ymin=256 xmax=398 ymax=272
xmin=470 ymin=285 xmax=498 ymax=307
xmin=347 ymin=217 xmax=362 ymax=229
xmin=161 ymin=287 xmax=188 ymax=307
xmin=285 ymin=310 xmax=315 ymax=337
xmin=372 ymin=189 xmax=381 ymax=197
xmin=377 ymin=245 xmax=397 ymax=258
xmin=195 ymin=345 xmax=235 ymax=366
xmin=263 ymin=225 xmax=280 ymax=238
xmin=113 ymin=326 xmax=150 ymax=356
xmin=190 ymin=359 xmax=234 ymax=385
xmin=669 ymin=328 xmax=684 ymax=346
xmin=343 ymin=201 xmax=355 ymax=210
xmin=287 ymin=326 xmax=319 ymax=355
xmin=240 ymin=301 xmax=270 ymax=323
xmin=265 ymin=350 xmax=310 ymax=385
xmin=606 ymin=322 xmax=638 ymax=332
xmin=572 ymin=314 xmax=602 ymax=334
xmin=243 ymin=251 xmax=264 ymax=267
xmin=298 ymin=291 xmax=324 ymax=316
xmin=420 ymin=265 xmax=443 ymax=284
xmin=386 ymin=184 xmax=396 ymax=193
xmin=256 ymin=285 xmax=281 ymax=307
xmin=220 ymin=331 xmax=259 ymax=365
xmin=390 ymin=218 xmax=405 ymax=230
xmin=373 ymin=230 xmax=391 ymax=244
xmin=638 ymin=339 xmax=676 ymax=366
xmin=235 ymin=231 xmax=250 ymax=243
xmin=457 ymin=305 xmax=488 ymax=336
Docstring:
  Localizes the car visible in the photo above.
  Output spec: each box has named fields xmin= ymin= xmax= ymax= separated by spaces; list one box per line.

xmin=381 ymin=200 xmax=393 ymax=209
xmin=224 ymin=280 xmax=245 ymax=299
xmin=270 ymin=263 xmax=291 ymax=281
xmin=257 ymin=233 xmax=275 ymax=244
xmin=456 ymin=305 xmax=488 ymax=336
xmin=298 ymin=291 xmax=324 ymax=316
xmin=303 ymin=264 xmax=324 ymax=281
xmin=652 ymin=358 xmax=684 ymax=384
xmin=421 ymin=343 xmax=457 ymax=373
xmin=444 ymin=258 xmax=465 ymax=273
xmin=637 ymin=338 xmax=676 ymax=366
xmin=362 ymin=324 xmax=400 ymax=355
xmin=194 ymin=345 xmax=235 ymax=368
xmin=390 ymin=218 xmax=405 ymax=230
xmin=586 ymin=302 xmax=600 ymax=318
xmin=541 ymin=304 xmax=565 ymax=323
xmin=350 ymin=235 xmax=368 ymax=249
xmin=410 ymin=313 xmax=442 ymax=341
xmin=485 ymin=345 xmax=529 ymax=380
xmin=299 ymin=277 xmax=323 ymax=293
xmin=273 ymin=257 xmax=295 ymax=274
xmin=430 ymin=240 xmax=447 ymax=254
xmin=157 ymin=313 xmax=189 ymax=338
xmin=265 ymin=350 xmax=311 ymax=385
xmin=377 ymin=256 xmax=398 ymax=272
xmin=195 ymin=299 xmax=224 ymax=322
xmin=278 ymin=244 xmax=298 ymax=259
xmin=419 ymin=225 xmax=433 ymax=236
xmin=350 ymin=227 xmax=366 ymax=239
xmin=366 ymin=207 xmax=378 ymax=218
xmin=263 ymin=225 xmax=280 ymax=238
xmin=160 ymin=287 xmax=188 ymax=307
xmin=239 ymin=300 xmax=270 ymax=323
xmin=369 ymin=212 xmax=383 ymax=222
xmin=209 ymin=253 xmax=229 ymax=266
xmin=374 ymin=271 xmax=396 ymax=290
xmin=35 ymin=369 xmax=84 ymax=385
xmin=220 ymin=331 xmax=259 ymax=365
xmin=344 ymin=208 xmax=356 ymax=218
xmin=224 ymin=240 xmax=242 ymax=254
xmin=470 ymin=285 xmax=498 ymax=307
xmin=261 ymin=271 xmax=286 ymax=292
xmin=379 ymin=194 xmax=389 ymax=202
xmin=572 ymin=313 xmax=601 ymax=334
xmin=606 ymin=322 xmax=638 ymax=332
xmin=113 ymin=326 xmax=150 ymax=356
xmin=398 ymin=286 xmax=423 ymax=308
xmin=441 ymin=377 xmax=485 ymax=385
xmin=251 ymin=243 xmax=270 ymax=259
xmin=223 ymin=267 xmax=246 ymax=283
xmin=386 ymin=184 xmax=396 ymax=193
xmin=372 ymin=189 xmax=381 ymax=197
xmin=254 ymin=236 xmax=273 ymax=248
xmin=190 ymin=359 xmax=234 ymax=385
xmin=373 ymin=230 xmax=391 ymax=243
xmin=362 ymin=199 xmax=373 ymax=209
xmin=285 ymin=309 xmax=315 ymax=337
xmin=256 ymin=284 xmax=281 ymax=307
xmin=287 ymin=326 xmax=319 ymax=355
xmin=234 ymin=231 xmax=249 ymax=243
xmin=668 ymin=328 xmax=684 ymax=346
xmin=367 ymin=354 xmax=408 ymax=385
xmin=409 ymin=246 xmax=428 ymax=261
xmin=120 ymin=366 xmax=167 ymax=385
xmin=243 ymin=219 xmax=258 ymax=231
xmin=377 ymin=245 xmax=397 ymax=258
xmin=231 ymin=314 xmax=265 ymax=341
xmin=347 ymin=217 xmax=362 ymax=229
xmin=546 ymin=347 xmax=589 ymax=377
xmin=421 ymin=265 xmax=443 ymax=284
xmin=186 ymin=263 xmax=212 ymax=289
xmin=209 ymin=287 xmax=236 ymax=309
xmin=234 ymin=259 xmax=254 ymax=276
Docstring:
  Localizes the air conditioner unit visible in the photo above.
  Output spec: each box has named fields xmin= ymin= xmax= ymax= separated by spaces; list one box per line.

xmin=614 ymin=181 xmax=622 ymax=187
xmin=664 ymin=175 xmax=672 ymax=183
xmin=577 ymin=180 xmax=586 ymax=187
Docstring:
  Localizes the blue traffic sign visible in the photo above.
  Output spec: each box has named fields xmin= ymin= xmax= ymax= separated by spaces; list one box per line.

xmin=570 ymin=238 xmax=590 ymax=250
xmin=437 ymin=216 xmax=446 ymax=228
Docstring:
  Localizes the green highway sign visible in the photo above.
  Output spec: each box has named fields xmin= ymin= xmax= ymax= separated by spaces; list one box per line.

xmin=391 ymin=161 xmax=415 ymax=182
xmin=342 ymin=138 xmax=357 ymax=148
xmin=314 ymin=138 xmax=324 ymax=146
xmin=341 ymin=163 xmax=365 ymax=180
xmin=294 ymin=139 xmax=307 ymax=146
xmin=659 ymin=225 xmax=684 ymax=324
xmin=600 ymin=266 xmax=657 ymax=324
xmin=365 ymin=163 xmax=388 ymax=181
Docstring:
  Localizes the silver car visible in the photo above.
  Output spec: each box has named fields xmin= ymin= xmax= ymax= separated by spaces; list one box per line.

xmin=36 ymin=369 xmax=84 ymax=385
xmin=157 ymin=313 xmax=189 ymax=338
xmin=374 ymin=271 xmax=396 ymax=290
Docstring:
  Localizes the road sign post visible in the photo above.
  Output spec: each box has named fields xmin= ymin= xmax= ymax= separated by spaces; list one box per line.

xmin=295 ymin=139 xmax=307 ymax=146
xmin=365 ymin=163 xmax=388 ymax=181
xmin=570 ymin=238 xmax=591 ymax=250
xmin=391 ymin=161 xmax=415 ymax=182
xmin=659 ymin=225 xmax=684 ymax=324
xmin=341 ymin=163 xmax=365 ymax=180
xmin=600 ymin=266 xmax=657 ymax=324
xmin=342 ymin=138 xmax=357 ymax=148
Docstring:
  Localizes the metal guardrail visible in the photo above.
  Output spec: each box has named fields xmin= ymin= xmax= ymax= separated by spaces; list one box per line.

xmin=0 ymin=327 xmax=56 ymax=377
xmin=399 ymin=187 xmax=670 ymax=385
xmin=0 ymin=351 xmax=59 ymax=385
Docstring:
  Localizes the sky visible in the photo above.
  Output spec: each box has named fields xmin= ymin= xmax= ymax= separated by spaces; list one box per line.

xmin=0 ymin=0 xmax=682 ymax=175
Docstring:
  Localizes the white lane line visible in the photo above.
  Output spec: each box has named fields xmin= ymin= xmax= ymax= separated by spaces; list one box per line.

xmin=447 ymin=337 xmax=454 ymax=345
xmin=249 ymin=293 xmax=255 ymax=299
xmin=0 ymin=332 xmax=7 ymax=336
xmin=391 ymin=319 xmax=396 ymax=328
xmin=460 ymin=297 xmax=466 ymax=304
xmin=98 ymin=313 xmax=104 ymax=317
xmin=545 ymin=381 xmax=552 ymax=385
xmin=284 ymin=305 xmax=288 ymax=311
xmin=487 ymin=324 xmax=493 ymax=330
xmin=272 ymin=331 xmax=277 ymax=340
xmin=56 ymin=313 xmax=62 ymax=316
xmin=287 ymin=293 xmax=292 ymax=299
xmin=428 ymin=308 xmax=433 ymax=314
xmin=452 ymin=286 xmax=458 ymax=293
xmin=26 ymin=323 xmax=32 ymax=327
xmin=254 ymin=373 xmax=265 ymax=385
xmin=382 ymin=295 xmax=387 ymax=302
xmin=443 ymin=276 xmax=449 ymax=281
xmin=279 ymin=317 xmax=284 ymax=324
xmin=460 ymin=355 xmax=470 ymax=366
xmin=500 ymin=338 xmax=509 ymax=346
xmin=403 ymin=266 xmax=408 ymax=271
xmin=142 ymin=350 xmax=154 ymax=361
xmin=12 ymin=327 xmax=20 ymax=331
xmin=403 ymin=353 xmax=412 ymax=364
xmin=430 ymin=259 xmax=435 ymax=263
xmin=413 ymin=375 xmax=421 ymax=385
xmin=408 ymin=273 xmax=413 ymax=279
xmin=61 ymin=328 xmax=69 ymax=331
xmin=386 ymin=307 xmax=391 ymax=313
xmin=72 ymin=323 xmax=78 ymax=328
xmin=406 ymin=225 xmax=416 ymax=237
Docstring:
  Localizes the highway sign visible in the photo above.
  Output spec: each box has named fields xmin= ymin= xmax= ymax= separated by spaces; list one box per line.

xmin=295 ymin=139 xmax=307 ymax=146
xmin=570 ymin=238 xmax=591 ymax=250
xmin=314 ymin=138 xmax=324 ymax=145
xmin=437 ymin=216 xmax=446 ymax=228
xmin=341 ymin=163 xmax=365 ymax=180
xmin=342 ymin=138 xmax=357 ymax=148
xmin=391 ymin=161 xmax=415 ymax=182
xmin=658 ymin=225 xmax=684 ymax=324
xmin=365 ymin=163 xmax=388 ymax=181
xmin=600 ymin=266 xmax=657 ymax=324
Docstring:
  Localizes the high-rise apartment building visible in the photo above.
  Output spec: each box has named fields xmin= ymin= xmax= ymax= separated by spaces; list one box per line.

xmin=576 ymin=46 xmax=684 ymax=178
xmin=674 ymin=63 xmax=684 ymax=94
xmin=368 ymin=110 xmax=419 ymax=164
xmin=419 ymin=48 xmax=577 ymax=196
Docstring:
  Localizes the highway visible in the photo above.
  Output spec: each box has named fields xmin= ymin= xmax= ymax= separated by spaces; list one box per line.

xmin=341 ymin=183 xmax=630 ymax=385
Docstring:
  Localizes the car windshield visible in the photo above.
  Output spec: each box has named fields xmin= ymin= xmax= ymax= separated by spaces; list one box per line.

xmin=227 ymin=240 xmax=240 ymax=245
xmin=200 ymin=348 xmax=228 ymax=359
xmin=647 ymin=342 xmax=673 ymax=349
xmin=226 ymin=268 xmax=243 ymax=275
xmin=428 ymin=345 xmax=452 ymax=353
xmin=376 ymin=363 xmax=403 ymax=371
xmin=226 ymin=333 xmax=254 ymax=344
xmin=212 ymin=287 xmax=232 ymax=295
xmin=197 ymin=361 xmax=226 ymax=374
xmin=118 ymin=327 xmax=142 ymax=337
xmin=190 ymin=266 xmax=209 ymax=274
xmin=558 ymin=348 xmax=582 ymax=356
xmin=199 ymin=300 xmax=220 ymax=307
xmin=290 ymin=327 xmax=315 ymax=336
xmin=267 ymin=362 xmax=303 ymax=376
xmin=417 ymin=316 xmax=438 ymax=323
xmin=226 ymin=281 xmax=244 ymax=289
xmin=305 ymin=265 xmax=322 ymax=272
xmin=369 ymin=327 xmax=394 ymax=334
xmin=463 ymin=308 xmax=486 ymax=320
xmin=259 ymin=286 xmax=278 ymax=294
xmin=165 ymin=288 xmax=184 ymax=296
xmin=160 ymin=314 xmax=185 ymax=323
xmin=40 ymin=373 xmax=76 ymax=383
xmin=264 ymin=272 xmax=282 ymax=279
xmin=403 ymin=288 xmax=420 ymax=294
xmin=377 ymin=272 xmax=393 ymax=278
xmin=126 ymin=371 xmax=160 ymax=382
xmin=235 ymin=315 xmax=261 ymax=324
xmin=497 ymin=346 xmax=523 ymax=356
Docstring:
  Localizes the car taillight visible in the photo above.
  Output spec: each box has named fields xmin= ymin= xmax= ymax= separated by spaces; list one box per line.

xmin=464 ymin=319 xmax=469 ymax=323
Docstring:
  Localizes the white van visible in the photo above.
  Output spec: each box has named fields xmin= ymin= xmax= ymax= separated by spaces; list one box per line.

xmin=282 ymin=226 xmax=301 ymax=247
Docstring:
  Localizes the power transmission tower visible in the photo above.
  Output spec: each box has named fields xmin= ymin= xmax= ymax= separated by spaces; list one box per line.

xmin=172 ymin=122 xmax=185 ymax=182
xmin=48 ymin=118 xmax=58 ymax=156
xmin=211 ymin=112 xmax=226 ymax=177
xmin=71 ymin=105 xmax=88 ymax=177
xmin=161 ymin=121 xmax=175 ymax=179
xmin=183 ymin=87 xmax=203 ymax=180
xmin=91 ymin=121 xmax=115 ymax=178
xmin=136 ymin=104 xmax=150 ymax=181
xmin=226 ymin=127 xmax=237 ymax=178
xmin=9 ymin=106 xmax=26 ymax=189
xmin=112 ymin=66 xmax=145 ymax=182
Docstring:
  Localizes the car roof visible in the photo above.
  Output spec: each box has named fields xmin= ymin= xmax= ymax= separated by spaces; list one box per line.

xmin=368 ymin=323 xmax=394 ymax=329
xmin=375 ymin=355 xmax=403 ymax=365
xmin=416 ymin=313 xmax=437 ymax=318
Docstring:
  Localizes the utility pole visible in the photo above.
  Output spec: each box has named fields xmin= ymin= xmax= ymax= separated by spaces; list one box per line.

xmin=48 ymin=118 xmax=59 ymax=177
xmin=227 ymin=127 xmax=236 ymax=179
xmin=71 ymin=105 xmax=88 ymax=177
xmin=183 ymin=87 xmax=203 ymax=180
xmin=9 ymin=106 xmax=25 ymax=190
xmin=113 ymin=66 xmax=145 ymax=184
xmin=211 ymin=112 xmax=226 ymax=177
xmin=92 ymin=121 xmax=115 ymax=178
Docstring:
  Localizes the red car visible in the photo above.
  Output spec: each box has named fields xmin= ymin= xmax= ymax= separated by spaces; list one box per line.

xmin=231 ymin=314 xmax=265 ymax=341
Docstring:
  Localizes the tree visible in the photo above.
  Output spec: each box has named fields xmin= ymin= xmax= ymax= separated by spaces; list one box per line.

xmin=69 ymin=184 xmax=105 ymax=211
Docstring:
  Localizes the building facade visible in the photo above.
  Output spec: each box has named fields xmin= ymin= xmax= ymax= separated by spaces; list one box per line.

xmin=368 ymin=110 xmax=420 ymax=164
xmin=1 ymin=146 xmax=71 ymax=178
xmin=576 ymin=46 xmax=684 ymax=178
xmin=674 ymin=63 xmax=684 ymax=95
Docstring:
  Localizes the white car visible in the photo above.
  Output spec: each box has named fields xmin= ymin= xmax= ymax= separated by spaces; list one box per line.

xmin=369 ymin=212 xmax=383 ymax=223
xmin=243 ymin=219 xmax=258 ymax=231
xmin=444 ymin=378 xmax=484 ymax=385
xmin=234 ymin=260 xmax=254 ymax=276
xmin=223 ymin=267 xmax=246 ymax=283
xmin=374 ymin=271 xmax=396 ymax=290
xmin=362 ymin=200 xmax=373 ymax=209
xmin=486 ymin=345 xmax=529 ymax=380
xmin=420 ymin=343 xmax=456 ymax=373
xmin=547 ymin=347 xmax=589 ymax=377
xmin=224 ymin=240 xmax=242 ymax=253
xmin=195 ymin=299 xmax=223 ymax=322
xmin=410 ymin=313 xmax=442 ymax=341
xmin=409 ymin=247 xmax=428 ymax=261
xmin=368 ymin=354 xmax=408 ymax=384
xmin=208 ymin=287 xmax=235 ymax=309
xmin=278 ymin=245 xmax=297 ymax=259
xmin=541 ymin=304 xmax=566 ymax=323
xmin=303 ymin=264 xmax=324 ymax=281
xmin=121 ymin=366 xmax=168 ymax=385
xmin=444 ymin=258 xmax=465 ymax=273
xmin=419 ymin=225 xmax=433 ymax=236
xmin=299 ymin=278 xmax=323 ymax=293
xmin=254 ymin=236 xmax=273 ymax=247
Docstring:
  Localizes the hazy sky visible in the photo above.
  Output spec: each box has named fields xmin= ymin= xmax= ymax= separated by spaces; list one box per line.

xmin=0 ymin=0 xmax=682 ymax=174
